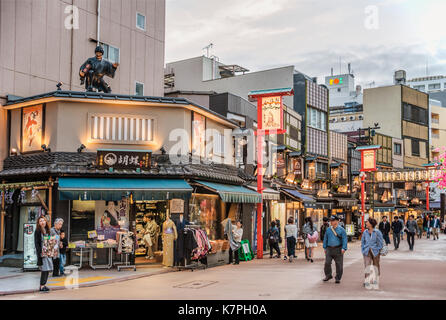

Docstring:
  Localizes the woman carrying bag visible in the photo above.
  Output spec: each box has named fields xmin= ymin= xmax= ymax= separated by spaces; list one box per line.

xmin=361 ymin=218 xmax=385 ymax=289
xmin=302 ymin=217 xmax=318 ymax=263
xmin=34 ymin=216 xmax=57 ymax=292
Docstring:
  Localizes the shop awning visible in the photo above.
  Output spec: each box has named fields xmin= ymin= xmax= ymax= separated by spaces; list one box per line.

xmin=247 ymin=186 xmax=280 ymax=200
xmin=304 ymin=202 xmax=334 ymax=210
xmin=194 ymin=180 xmax=261 ymax=203
xmin=58 ymin=178 xmax=193 ymax=201
xmin=281 ymin=188 xmax=316 ymax=203
xmin=430 ymin=202 xmax=441 ymax=209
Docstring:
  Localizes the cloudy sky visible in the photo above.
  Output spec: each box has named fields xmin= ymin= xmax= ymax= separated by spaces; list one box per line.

xmin=165 ymin=0 xmax=446 ymax=87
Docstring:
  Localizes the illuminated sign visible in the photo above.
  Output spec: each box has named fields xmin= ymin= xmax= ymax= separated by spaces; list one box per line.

xmin=329 ymin=77 xmax=344 ymax=86
xmin=261 ymin=96 xmax=283 ymax=132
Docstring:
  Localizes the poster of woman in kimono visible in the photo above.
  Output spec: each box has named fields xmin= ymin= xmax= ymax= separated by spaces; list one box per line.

xmin=22 ymin=105 xmax=43 ymax=152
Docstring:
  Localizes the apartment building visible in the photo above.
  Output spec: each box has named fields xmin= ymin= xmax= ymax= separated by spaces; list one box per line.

xmin=363 ymin=84 xmax=430 ymax=168
xmin=408 ymin=75 xmax=446 ymax=93
xmin=430 ymin=99 xmax=446 ymax=160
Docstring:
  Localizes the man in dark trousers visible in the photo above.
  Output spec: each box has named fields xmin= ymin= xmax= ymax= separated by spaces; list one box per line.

xmin=391 ymin=216 xmax=403 ymax=250
xmin=378 ymin=216 xmax=391 ymax=246
xmin=322 ymin=215 xmax=348 ymax=284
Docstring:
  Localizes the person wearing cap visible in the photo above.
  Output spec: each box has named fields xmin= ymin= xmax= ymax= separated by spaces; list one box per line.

xmin=322 ymin=215 xmax=348 ymax=284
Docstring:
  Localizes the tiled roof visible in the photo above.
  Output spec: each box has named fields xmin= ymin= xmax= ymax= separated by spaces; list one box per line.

xmin=0 ymin=152 xmax=252 ymax=185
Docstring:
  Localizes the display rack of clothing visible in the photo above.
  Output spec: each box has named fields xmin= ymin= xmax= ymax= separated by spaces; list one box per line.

xmin=176 ymin=225 xmax=211 ymax=271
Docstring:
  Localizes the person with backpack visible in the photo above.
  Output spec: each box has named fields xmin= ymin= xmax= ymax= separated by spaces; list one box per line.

xmin=284 ymin=217 xmax=298 ymax=262
xmin=323 ymin=215 xmax=348 ymax=284
xmin=361 ymin=218 xmax=384 ymax=289
xmin=416 ymin=216 xmax=424 ymax=239
xmin=267 ymin=221 xmax=281 ymax=258
xmin=302 ymin=217 xmax=318 ymax=263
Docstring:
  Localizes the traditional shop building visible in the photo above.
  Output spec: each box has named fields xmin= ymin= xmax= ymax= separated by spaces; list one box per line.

xmin=0 ymin=91 xmax=262 ymax=267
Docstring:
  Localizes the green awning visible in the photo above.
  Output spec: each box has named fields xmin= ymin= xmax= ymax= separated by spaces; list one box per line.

xmin=194 ymin=180 xmax=261 ymax=203
xmin=58 ymin=178 xmax=192 ymax=201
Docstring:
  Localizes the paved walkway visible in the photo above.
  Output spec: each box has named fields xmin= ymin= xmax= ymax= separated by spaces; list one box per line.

xmin=2 ymin=233 xmax=445 ymax=300
xmin=0 ymin=264 xmax=173 ymax=296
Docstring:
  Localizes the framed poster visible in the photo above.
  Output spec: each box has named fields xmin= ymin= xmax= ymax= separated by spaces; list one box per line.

xmin=192 ymin=112 xmax=206 ymax=158
xmin=22 ymin=104 xmax=44 ymax=153
xmin=261 ymin=96 xmax=283 ymax=132
xmin=170 ymin=199 xmax=184 ymax=213
xmin=23 ymin=223 xmax=39 ymax=270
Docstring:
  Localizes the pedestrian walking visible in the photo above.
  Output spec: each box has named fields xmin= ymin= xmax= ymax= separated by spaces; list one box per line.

xmin=302 ymin=217 xmax=318 ymax=263
xmin=267 ymin=221 xmax=281 ymax=258
xmin=361 ymin=218 xmax=384 ymax=289
xmin=406 ymin=215 xmax=417 ymax=251
xmin=322 ymin=215 xmax=348 ymax=284
xmin=391 ymin=216 xmax=403 ymax=250
xmin=416 ymin=216 xmax=423 ymax=239
xmin=431 ymin=215 xmax=441 ymax=240
xmin=34 ymin=216 xmax=54 ymax=292
xmin=378 ymin=216 xmax=391 ymax=246
xmin=320 ymin=217 xmax=329 ymax=242
xmin=59 ymin=230 xmax=68 ymax=276
xmin=50 ymin=218 xmax=64 ymax=277
xmin=284 ymin=217 xmax=298 ymax=262
xmin=424 ymin=215 xmax=431 ymax=239
xmin=228 ymin=221 xmax=243 ymax=265
xmin=399 ymin=216 xmax=405 ymax=240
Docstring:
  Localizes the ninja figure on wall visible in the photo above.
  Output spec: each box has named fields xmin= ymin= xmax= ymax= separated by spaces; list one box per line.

xmin=79 ymin=46 xmax=119 ymax=93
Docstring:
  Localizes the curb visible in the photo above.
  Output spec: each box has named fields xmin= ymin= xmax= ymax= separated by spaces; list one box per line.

xmin=0 ymin=267 xmax=179 ymax=297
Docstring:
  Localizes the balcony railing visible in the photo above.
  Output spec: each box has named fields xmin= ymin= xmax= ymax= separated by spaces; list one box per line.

xmin=432 ymin=133 xmax=440 ymax=139
xmin=431 ymin=118 xmax=439 ymax=124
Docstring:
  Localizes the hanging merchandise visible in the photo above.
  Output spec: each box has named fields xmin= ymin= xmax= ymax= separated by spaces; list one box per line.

xmin=31 ymin=188 xmax=38 ymax=201
xmin=19 ymin=189 xmax=26 ymax=204
xmin=6 ymin=189 xmax=14 ymax=205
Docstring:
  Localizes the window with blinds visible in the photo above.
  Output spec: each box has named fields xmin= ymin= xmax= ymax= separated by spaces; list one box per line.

xmin=88 ymin=113 xmax=155 ymax=144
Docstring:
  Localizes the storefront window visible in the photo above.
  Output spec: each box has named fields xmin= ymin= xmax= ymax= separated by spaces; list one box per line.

xmin=189 ymin=194 xmax=220 ymax=240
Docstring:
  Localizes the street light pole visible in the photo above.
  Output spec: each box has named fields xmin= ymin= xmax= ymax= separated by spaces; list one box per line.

xmin=360 ymin=172 xmax=366 ymax=233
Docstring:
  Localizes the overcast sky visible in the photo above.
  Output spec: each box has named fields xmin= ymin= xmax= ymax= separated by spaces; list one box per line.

xmin=165 ymin=0 xmax=446 ymax=87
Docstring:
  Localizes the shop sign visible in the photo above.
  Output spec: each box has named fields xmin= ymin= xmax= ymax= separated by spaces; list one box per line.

xmin=97 ymin=149 xmax=151 ymax=169
xmin=21 ymin=104 xmax=44 ymax=153
xmin=293 ymin=158 xmax=303 ymax=179
xmin=362 ymin=150 xmax=376 ymax=171
xmin=304 ymin=202 xmax=333 ymax=209
xmin=23 ymin=224 xmax=38 ymax=270
xmin=261 ymin=96 xmax=283 ymax=133
xmin=345 ymin=224 xmax=355 ymax=236
xmin=170 ymin=199 xmax=184 ymax=213
xmin=375 ymin=169 xmax=441 ymax=183
xmin=277 ymin=153 xmax=285 ymax=169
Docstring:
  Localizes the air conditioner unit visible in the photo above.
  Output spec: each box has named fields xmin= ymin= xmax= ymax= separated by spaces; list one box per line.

xmin=341 ymin=117 xmax=347 ymax=121
xmin=349 ymin=116 xmax=355 ymax=121
xmin=358 ymin=115 xmax=364 ymax=120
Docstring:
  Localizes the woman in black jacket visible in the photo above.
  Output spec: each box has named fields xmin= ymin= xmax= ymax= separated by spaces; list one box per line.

xmin=34 ymin=216 xmax=53 ymax=292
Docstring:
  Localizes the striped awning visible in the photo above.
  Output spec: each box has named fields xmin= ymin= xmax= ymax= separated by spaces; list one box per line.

xmin=194 ymin=180 xmax=261 ymax=203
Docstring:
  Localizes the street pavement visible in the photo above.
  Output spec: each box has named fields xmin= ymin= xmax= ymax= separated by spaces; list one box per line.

xmin=1 ymin=234 xmax=446 ymax=300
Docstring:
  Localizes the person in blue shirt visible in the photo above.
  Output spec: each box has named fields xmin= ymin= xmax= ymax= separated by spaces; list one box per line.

xmin=323 ymin=215 xmax=348 ymax=284
xmin=361 ymin=218 xmax=384 ymax=288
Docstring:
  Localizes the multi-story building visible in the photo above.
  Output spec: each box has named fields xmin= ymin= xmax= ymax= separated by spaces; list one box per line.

xmin=430 ymin=99 xmax=446 ymax=160
xmin=408 ymin=75 xmax=446 ymax=93
xmin=363 ymin=84 xmax=430 ymax=168
xmin=329 ymin=104 xmax=363 ymax=132
xmin=325 ymin=72 xmax=363 ymax=107
xmin=0 ymin=0 xmax=166 ymax=168
xmin=165 ymin=56 xmax=329 ymax=188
